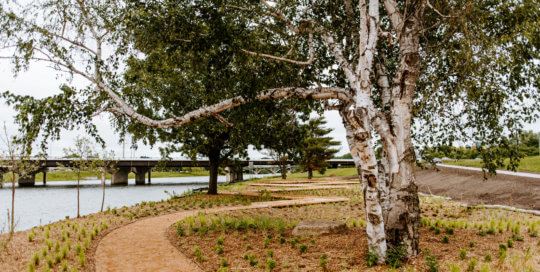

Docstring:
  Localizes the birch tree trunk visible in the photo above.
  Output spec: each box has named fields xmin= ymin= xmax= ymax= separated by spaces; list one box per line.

xmin=340 ymin=109 xmax=387 ymax=260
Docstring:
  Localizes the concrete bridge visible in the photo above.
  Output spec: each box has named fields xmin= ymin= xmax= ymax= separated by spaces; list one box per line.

xmin=0 ymin=159 xmax=355 ymax=187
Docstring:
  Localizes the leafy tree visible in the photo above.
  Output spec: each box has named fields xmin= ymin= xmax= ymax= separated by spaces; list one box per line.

xmin=116 ymin=1 xmax=306 ymax=194
xmin=255 ymin=102 xmax=310 ymax=179
xmin=1 ymin=0 xmax=538 ymax=260
xmin=0 ymin=123 xmax=40 ymax=234
xmin=298 ymin=117 xmax=339 ymax=179
xmin=60 ymin=136 xmax=100 ymax=218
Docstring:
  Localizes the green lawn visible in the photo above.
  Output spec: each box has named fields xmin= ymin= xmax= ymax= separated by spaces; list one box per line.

xmin=443 ymin=155 xmax=540 ymax=173
xmin=279 ymin=167 xmax=358 ymax=179
xmin=1 ymin=169 xmax=210 ymax=182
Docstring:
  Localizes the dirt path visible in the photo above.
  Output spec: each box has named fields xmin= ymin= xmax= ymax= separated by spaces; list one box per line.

xmin=94 ymin=195 xmax=347 ymax=272
xmin=416 ymin=167 xmax=540 ymax=210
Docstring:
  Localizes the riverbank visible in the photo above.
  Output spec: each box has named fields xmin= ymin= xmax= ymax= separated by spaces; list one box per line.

xmin=1 ymin=169 xmax=210 ymax=183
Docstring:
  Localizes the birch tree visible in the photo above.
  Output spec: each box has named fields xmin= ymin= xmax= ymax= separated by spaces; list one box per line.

xmin=1 ymin=0 xmax=538 ymax=261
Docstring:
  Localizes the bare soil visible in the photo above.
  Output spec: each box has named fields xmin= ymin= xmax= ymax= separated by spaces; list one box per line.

xmin=416 ymin=167 xmax=540 ymax=210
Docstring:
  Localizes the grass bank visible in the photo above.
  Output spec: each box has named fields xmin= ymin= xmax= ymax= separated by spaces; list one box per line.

xmin=1 ymin=168 xmax=209 ymax=183
xmin=444 ymin=155 xmax=540 ymax=173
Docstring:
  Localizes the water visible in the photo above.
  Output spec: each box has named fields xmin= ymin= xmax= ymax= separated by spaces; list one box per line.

xmin=0 ymin=174 xmax=267 ymax=233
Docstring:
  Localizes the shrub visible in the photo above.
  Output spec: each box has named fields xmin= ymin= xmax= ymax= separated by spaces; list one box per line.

xmin=193 ymin=247 xmax=205 ymax=262
xmin=246 ymin=244 xmax=252 ymax=250
xmin=319 ymin=254 xmax=328 ymax=268
xmin=386 ymin=244 xmax=407 ymax=268
xmin=445 ymin=228 xmax=455 ymax=235
xmin=459 ymin=249 xmax=467 ymax=260
xmin=512 ymin=233 xmax=524 ymax=241
xmin=469 ymin=242 xmax=475 ymax=248
xmin=31 ymin=252 xmax=39 ymax=266
xmin=266 ymin=259 xmax=277 ymax=271
xmin=217 ymin=237 xmax=224 ymax=246
xmin=507 ymin=239 xmax=514 ymax=248
xmin=248 ymin=254 xmax=258 ymax=266
xmin=484 ymin=253 xmax=492 ymax=262
xmin=267 ymin=250 xmax=274 ymax=258
xmin=264 ymin=237 xmax=270 ymax=248
xmin=28 ymin=262 xmax=35 ymax=272
xmin=214 ymin=245 xmax=224 ymax=254
xmin=28 ymin=232 xmax=35 ymax=242
xmin=46 ymin=257 xmax=53 ymax=268
xmin=279 ymin=237 xmax=286 ymax=244
xmin=220 ymin=258 xmax=228 ymax=267
xmin=78 ymin=252 xmax=85 ymax=266
xmin=434 ymin=228 xmax=441 ymax=235
xmin=176 ymin=225 xmax=185 ymax=236
xmin=366 ymin=250 xmax=379 ymax=268
xmin=424 ymin=249 xmax=439 ymax=272
xmin=442 ymin=236 xmax=450 ymax=244
xmin=467 ymin=258 xmax=477 ymax=271
xmin=299 ymin=244 xmax=308 ymax=253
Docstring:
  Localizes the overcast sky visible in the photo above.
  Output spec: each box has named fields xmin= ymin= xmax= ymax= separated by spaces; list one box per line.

xmin=1 ymin=60 xmax=538 ymax=159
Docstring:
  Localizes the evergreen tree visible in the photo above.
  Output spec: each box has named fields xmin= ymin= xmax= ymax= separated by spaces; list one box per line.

xmin=299 ymin=117 xmax=340 ymax=179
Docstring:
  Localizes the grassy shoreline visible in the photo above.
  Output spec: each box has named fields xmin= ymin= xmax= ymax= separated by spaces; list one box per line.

xmin=1 ymin=170 xmax=210 ymax=183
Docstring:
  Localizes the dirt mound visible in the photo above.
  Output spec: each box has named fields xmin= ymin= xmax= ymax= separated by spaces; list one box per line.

xmin=416 ymin=167 xmax=540 ymax=210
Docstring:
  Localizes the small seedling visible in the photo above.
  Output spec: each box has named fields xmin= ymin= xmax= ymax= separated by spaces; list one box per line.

xmin=442 ymin=236 xmax=450 ymax=244
xmin=484 ymin=253 xmax=492 ymax=262
xmin=193 ymin=247 xmax=205 ymax=262
xmin=424 ymin=249 xmax=439 ymax=272
xmin=215 ymin=245 xmax=224 ymax=254
xmin=248 ymin=254 xmax=258 ymax=266
xmin=507 ymin=239 xmax=514 ymax=248
xmin=469 ymin=242 xmax=475 ymax=248
xmin=319 ymin=253 xmax=328 ymax=269
xmin=299 ymin=244 xmax=308 ymax=253
xmin=267 ymin=250 xmax=274 ymax=258
xmin=459 ymin=249 xmax=467 ymax=260
xmin=467 ymin=257 xmax=477 ymax=271
xmin=279 ymin=237 xmax=286 ymax=244
xmin=220 ymin=258 xmax=228 ymax=267
xmin=266 ymin=259 xmax=276 ymax=271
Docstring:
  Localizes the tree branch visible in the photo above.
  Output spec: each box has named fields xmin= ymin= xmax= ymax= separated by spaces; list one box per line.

xmin=383 ymin=0 xmax=403 ymax=33
xmin=240 ymin=26 xmax=314 ymax=66
xmin=427 ymin=0 xmax=455 ymax=18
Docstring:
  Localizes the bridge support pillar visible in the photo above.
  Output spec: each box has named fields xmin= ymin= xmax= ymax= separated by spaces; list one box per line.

xmin=132 ymin=167 xmax=151 ymax=185
xmin=111 ymin=167 xmax=130 ymax=185
xmin=0 ymin=173 xmax=3 ymax=188
xmin=18 ymin=173 xmax=36 ymax=187
xmin=43 ymin=168 xmax=47 ymax=185
xmin=148 ymin=169 xmax=151 ymax=184
xmin=226 ymin=166 xmax=243 ymax=183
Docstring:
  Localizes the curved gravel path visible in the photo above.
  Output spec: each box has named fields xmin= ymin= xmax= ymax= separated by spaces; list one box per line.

xmin=95 ymin=195 xmax=348 ymax=272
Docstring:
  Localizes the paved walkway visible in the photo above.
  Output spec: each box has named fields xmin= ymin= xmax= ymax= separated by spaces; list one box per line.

xmin=439 ymin=164 xmax=540 ymax=179
xmin=94 ymin=194 xmax=348 ymax=272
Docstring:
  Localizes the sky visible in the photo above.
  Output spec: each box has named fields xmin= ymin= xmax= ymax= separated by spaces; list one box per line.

xmin=0 ymin=60 xmax=538 ymax=160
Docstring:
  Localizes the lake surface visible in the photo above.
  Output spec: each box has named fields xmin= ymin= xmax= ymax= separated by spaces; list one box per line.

xmin=0 ymin=174 xmax=267 ymax=233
